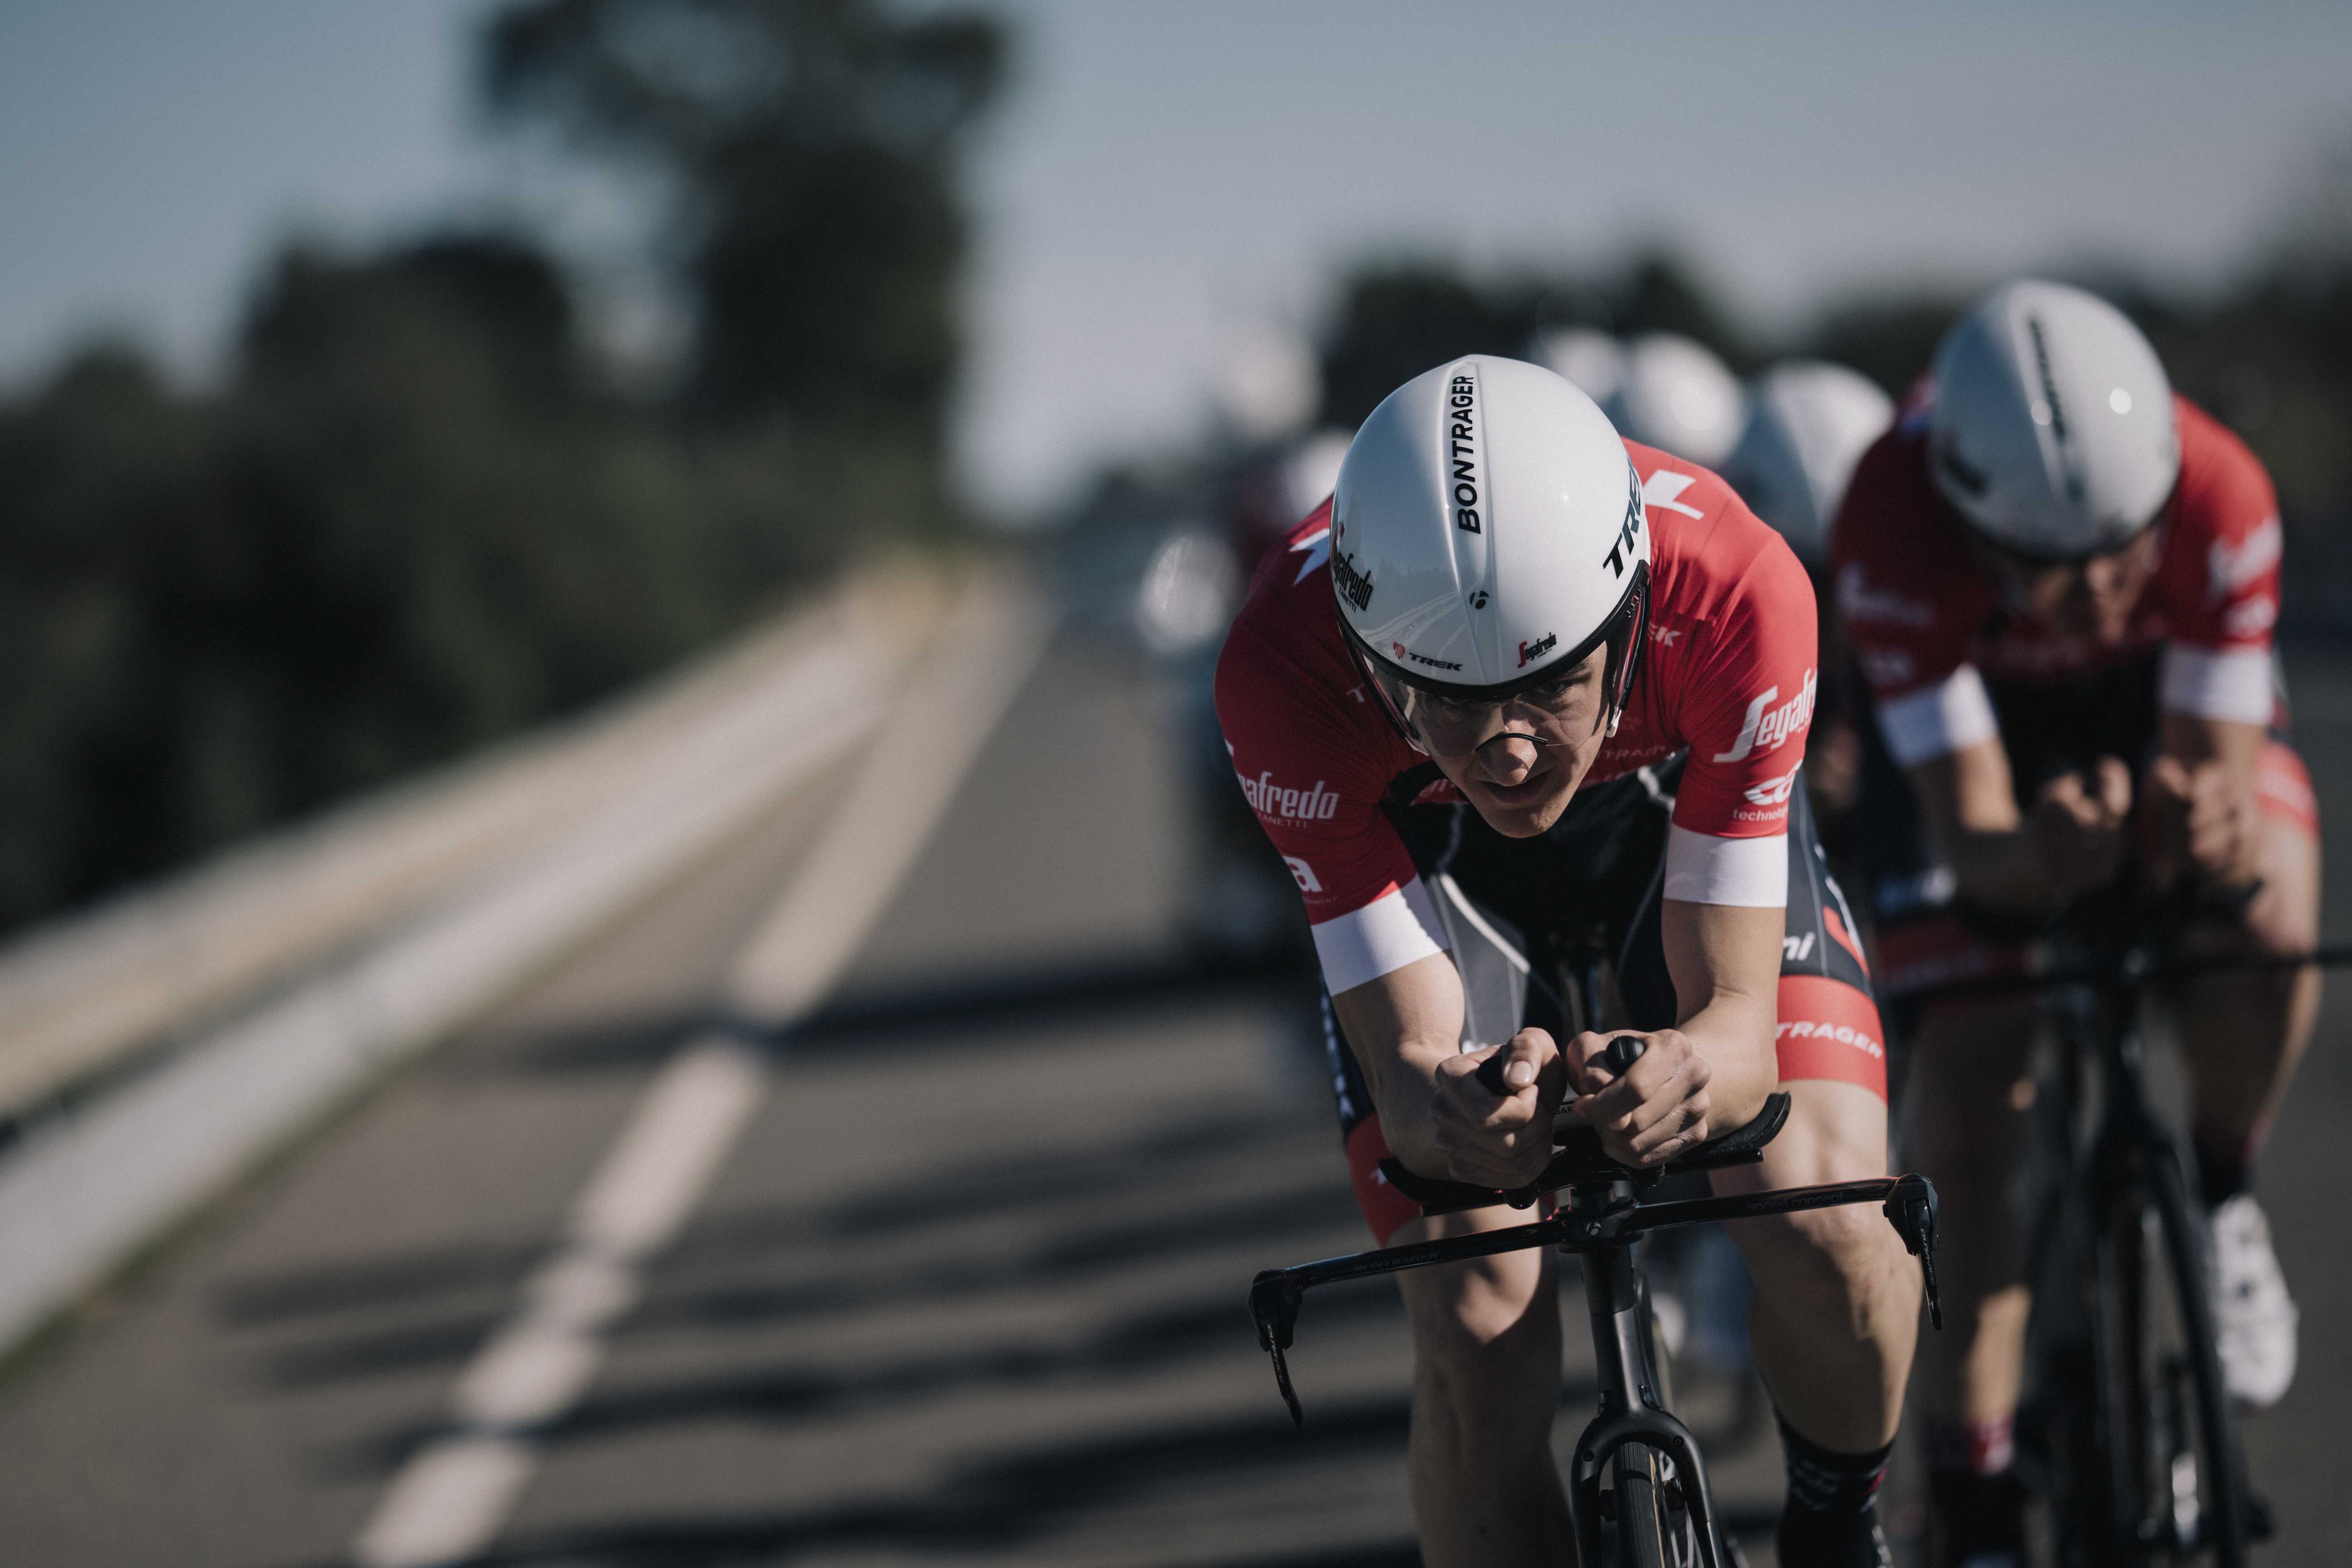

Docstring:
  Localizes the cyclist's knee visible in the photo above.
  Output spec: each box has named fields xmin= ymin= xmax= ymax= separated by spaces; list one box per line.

xmin=1725 ymin=1081 xmax=1911 ymax=1299
xmin=2241 ymin=823 xmax=2321 ymax=953
xmin=1397 ymin=1243 xmax=1559 ymax=1403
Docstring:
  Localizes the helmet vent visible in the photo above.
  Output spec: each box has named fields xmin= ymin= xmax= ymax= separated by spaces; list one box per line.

xmin=2025 ymin=315 xmax=2087 ymax=503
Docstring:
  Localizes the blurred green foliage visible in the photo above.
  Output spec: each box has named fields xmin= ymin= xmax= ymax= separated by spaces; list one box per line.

xmin=0 ymin=0 xmax=1002 ymax=934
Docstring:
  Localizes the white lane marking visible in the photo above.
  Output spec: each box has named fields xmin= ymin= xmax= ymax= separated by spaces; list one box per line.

xmin=354 ymin=1437 xmax=535 ymax=1568
xmin=351 ymin=578 xmax=1051 ymax=1568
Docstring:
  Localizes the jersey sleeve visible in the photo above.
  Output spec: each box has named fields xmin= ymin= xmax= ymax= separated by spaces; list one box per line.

xmin=2156 ymin=403 xmax=2280 ymax=725
xmin=1663 ymin=528 xmax=1816 ymax=907
xmin=1213 ymin=617 xmax=1448 ymax=993
xmin=1829 ymin=434 xmax=1998 ymax=767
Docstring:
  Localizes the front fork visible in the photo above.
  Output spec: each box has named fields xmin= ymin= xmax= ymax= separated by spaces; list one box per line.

xmin=1569 ymin=1208 xmax=1730 ymax=1568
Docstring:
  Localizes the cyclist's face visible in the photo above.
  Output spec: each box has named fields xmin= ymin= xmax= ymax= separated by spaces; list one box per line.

xmin=1425 ymin=647 xmax=1612 ymax=838
xmin=1978 ymin=528 xmax=2163 ymax=644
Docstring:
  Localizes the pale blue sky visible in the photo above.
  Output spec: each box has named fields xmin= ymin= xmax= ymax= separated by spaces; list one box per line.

xmin=4 ymin=1 xmax=2348 ymax=514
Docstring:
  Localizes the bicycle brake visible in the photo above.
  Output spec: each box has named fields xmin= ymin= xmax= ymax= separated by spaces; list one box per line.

xmin=1249 ymin=1271 xmax=1307 ymax=1426
xmin=1882 ymin=1173 xmax=1944 ymax=1329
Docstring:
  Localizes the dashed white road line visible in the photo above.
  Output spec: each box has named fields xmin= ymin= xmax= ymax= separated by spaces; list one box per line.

xmin=351 ymin=576 xmax=1051 ymax=1568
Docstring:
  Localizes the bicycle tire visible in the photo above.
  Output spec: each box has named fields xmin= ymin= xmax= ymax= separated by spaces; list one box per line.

xmin=2141 ymin=1146 xmax=2251 ymax=1565
xmin=2072 ymin=1144 xmax=2251 ymax=1566
xmin=1612 ymin=1446 xmax=1673 ymax=1568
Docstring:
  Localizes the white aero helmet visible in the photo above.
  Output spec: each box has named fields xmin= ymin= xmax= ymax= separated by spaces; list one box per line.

xmin=1330 ymin=355 xmax=1650 ymax=752
xmin=1606 ymin=332 xmax=1747 ymax=468
xmin=1723 ymin=360 xmax=1895 ymax=564
xmin=1928 ymin=279 xmax=2179 ymax=559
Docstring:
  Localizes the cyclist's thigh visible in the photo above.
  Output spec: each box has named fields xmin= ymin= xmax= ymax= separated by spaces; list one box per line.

xmin=2245 ymin=738 xmax=2322 ymax=947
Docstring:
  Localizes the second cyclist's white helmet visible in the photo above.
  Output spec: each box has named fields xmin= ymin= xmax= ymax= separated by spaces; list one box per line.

xmin=1331 ymin=355 xmax=1650 ymax=735
xmin=1929 ymin=280 xmax=2179 ymax=559
xmin=1606 ymin=333 xmax=1747 ymax=468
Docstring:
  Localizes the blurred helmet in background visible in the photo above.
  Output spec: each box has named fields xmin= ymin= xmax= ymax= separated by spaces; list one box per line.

xmin=1332 ymin=355 xmax=1650 ymax=747
xmin=1605 ymin=332 xmax=1747 ymax=469
xmin=1280 ymin=428 xmax=1353 ymax=522
xmin=1529 ymin=326 xmax=1627 ymax=405
xmin=1135 ymin=528 xmax=1240 ymax=658
xmin=1722 ymin=360 xmax=1895 ymax=566
xmin=1228 ymin=426 xmax=1354 ymax=576
xmin=1928 ymin=279 xmax=2179 ymax=559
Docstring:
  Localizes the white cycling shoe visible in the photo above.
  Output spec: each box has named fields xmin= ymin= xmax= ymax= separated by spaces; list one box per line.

xmin=2209 ymin=1194 xmax=2297 ymax=1408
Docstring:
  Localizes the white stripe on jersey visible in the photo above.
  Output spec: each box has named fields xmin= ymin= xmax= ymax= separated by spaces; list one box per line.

xmin=1662 ymin=826 xmax=1787 ymax=907
xmin=2159 ymin=644 xmax=2273 ymax=725
xmin=1310 ymin=876 xmax=1449 ymax=993
xmin=1877 ymin=663 xmax=1999 ymax=767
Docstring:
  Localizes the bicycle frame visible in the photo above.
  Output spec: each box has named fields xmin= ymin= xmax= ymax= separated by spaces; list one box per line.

xmin=1902 ymin=913 xmax=2324 ymax=1564
xmin=1250 ymin=1170 xmax=1942 ymax=1568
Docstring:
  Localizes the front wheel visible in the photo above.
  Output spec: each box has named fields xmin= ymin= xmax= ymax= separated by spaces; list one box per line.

xmin=1607 ymin=1444 xmax=1706 ymax=1568
xmin=2055 ymin=1142 xmax=2251 ymax=1566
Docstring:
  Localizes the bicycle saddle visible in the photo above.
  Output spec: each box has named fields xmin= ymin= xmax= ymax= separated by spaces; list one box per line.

xmin=1378 ymin=1035 xmax=1794 ymax=1217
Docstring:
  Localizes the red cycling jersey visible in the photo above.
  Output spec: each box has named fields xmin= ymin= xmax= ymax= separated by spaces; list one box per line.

xmin=1832 ymin=393 xmax=2281 ymax=767
xmin=1215 ymin=442 xmax=1819 ymax=994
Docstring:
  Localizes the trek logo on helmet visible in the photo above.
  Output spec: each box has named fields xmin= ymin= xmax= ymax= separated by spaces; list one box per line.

xmin=1394 ymin=642 xmax=1463 ymax=671
xmin=1603 ymin=468 xmax=1645 ymax=578
xmin=1331 ymin=547 xmax=1375 ymax=612
xmin=1445 ymin=372 xmax=1483 ymax=533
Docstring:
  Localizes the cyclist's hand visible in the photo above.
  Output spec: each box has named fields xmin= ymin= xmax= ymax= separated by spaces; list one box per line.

xmin=2143 ymin=754 xmax=2259 ymax=888
xmin=1567 ymin=1028 xmax=1713 ymax=1168
xmin=2031 ymin=758 xmax=2132 ymax=899
xmin=1427 ymin=1029 xmax=1565 ymax=1189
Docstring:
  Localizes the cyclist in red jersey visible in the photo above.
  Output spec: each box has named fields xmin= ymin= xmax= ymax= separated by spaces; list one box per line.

xmin=1218 ymin=355 xmax=1917 ymax=1568
xmin=1832 ymin=281 xmax=2318 ymax=1568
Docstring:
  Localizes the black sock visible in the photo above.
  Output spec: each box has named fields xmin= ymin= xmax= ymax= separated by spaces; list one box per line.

xmin=1776 ymin=1412 xmax=1894 ymax=1567
xmin=2193 ymin=1127 xmax=2252 ymax=1208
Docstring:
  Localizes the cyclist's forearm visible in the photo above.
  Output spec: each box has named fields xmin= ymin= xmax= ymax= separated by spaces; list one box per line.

xmin=1672 ymin=993 xmax=1777 ymax=1131
xmin=1908 ymin=742 xmax=2053 ymax=911
xmin=1661 ymin=899 xmax=1780 ymax=1131
xmin=1328 ymin=953 xmax=1466 ymax=1169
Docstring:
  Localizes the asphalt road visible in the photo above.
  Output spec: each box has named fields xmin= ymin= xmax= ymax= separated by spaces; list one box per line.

xmin=0 ymin=620 xmax=2346 ymax=1568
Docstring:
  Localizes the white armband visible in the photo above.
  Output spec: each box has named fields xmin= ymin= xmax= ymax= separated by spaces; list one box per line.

xmin=2159 ymin=644 xmax=2274 ymax=725
xmin=1877 ymin=664 xmax=1999 ymax=767
xmin=1662 ymin=826 xmax=1788 ymax=907
xmin=1310 ymin=877 xmax=1449 ymax=993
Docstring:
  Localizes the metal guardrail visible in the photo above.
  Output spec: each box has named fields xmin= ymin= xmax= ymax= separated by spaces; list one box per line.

xmin=0 ymin=560 xmax=1046 ymax=1354
xmin=0 ymin=566 xmax=952 ymax=1125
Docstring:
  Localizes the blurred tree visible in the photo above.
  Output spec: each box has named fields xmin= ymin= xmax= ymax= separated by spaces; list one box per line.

xmin=0 ymin=231 xmax=834 ymax=931
xmin=1805 ymin=298 xmax=1963 ymax=400
xmin=1316 ymin=266 xmax=1531 ymax=428
xmin=1315 ymin=251 xmax=1758 ymax=428
xmin=483 ymin=0 xmax=1005 ymax=451
xmin=1609 ymin=251 xmax=1756 ymax=371
xmin=0 ymin=4 xmax=1015 ymax=935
